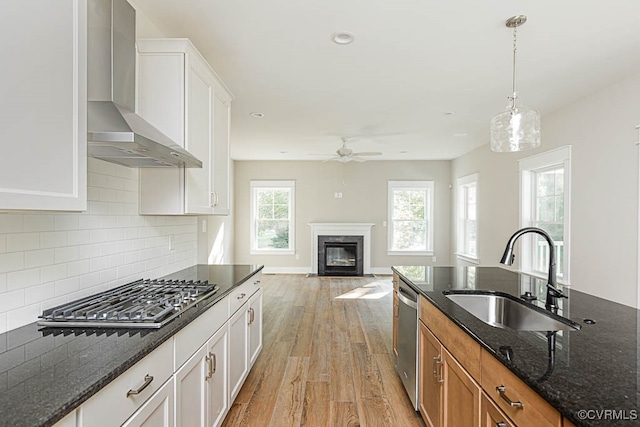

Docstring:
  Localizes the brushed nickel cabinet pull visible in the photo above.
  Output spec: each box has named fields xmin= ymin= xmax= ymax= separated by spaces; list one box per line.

xmin=205 ymin=353 xmax=214 ymax=379
xmin=496 ymin=422 xmax=507 ymax=427
xmin=237 ymin=292 xmax=246 ymax=300
xmin=212 ymin=352 xmax=216 ymax=374
xmin=126 ymin=374 xmax=153 ymax=397
xmin=432 ymin=355 xmax=444 ymax=383
xmin=496 ymin=385 xmax=524 ymax=409
xmin=248 ymin=307 xmax=254 ymax=325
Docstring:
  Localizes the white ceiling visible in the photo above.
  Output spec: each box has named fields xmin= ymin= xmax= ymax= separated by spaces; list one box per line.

xmin=133 ymin=0 xmax=640 ymax=161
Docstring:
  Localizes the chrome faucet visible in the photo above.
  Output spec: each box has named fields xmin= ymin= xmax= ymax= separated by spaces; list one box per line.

xmin=499 ymin=227 xmax=567 ymax=313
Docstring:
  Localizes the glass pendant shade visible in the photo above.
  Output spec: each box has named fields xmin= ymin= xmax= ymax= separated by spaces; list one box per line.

xmin=490 ymin=104 xmax=541 ymax=152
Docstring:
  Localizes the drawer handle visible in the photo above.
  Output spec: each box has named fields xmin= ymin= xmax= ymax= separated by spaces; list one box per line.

xmin=496 ymin=423 xmax=507 ymax=427
xmin=248 ymin=307 xmax=255 ymax=325
xmin=237 ymin=292 xmax=246 ymax=300
xmin=496 ymin=385 xmax=524 ymax=409
xmin=254 ymin=280 xmax=261 ymax=285
xmin=126 ymin=374 xmax=154 ymax=397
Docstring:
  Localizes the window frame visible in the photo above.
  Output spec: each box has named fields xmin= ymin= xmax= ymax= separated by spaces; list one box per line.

xmin=387 ymin=180 xmax=434 ymax=256
xmin=456 ymin=173 xmax=479 ymax=264
xmin=249 ymin=180 xmax=296 ymax=255
xmin=519 ymin=146 xmax=571 ymax=284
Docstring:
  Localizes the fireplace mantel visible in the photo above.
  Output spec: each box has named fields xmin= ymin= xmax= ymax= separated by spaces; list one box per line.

xmin=308 ymin=223 xmax=374 ymax=275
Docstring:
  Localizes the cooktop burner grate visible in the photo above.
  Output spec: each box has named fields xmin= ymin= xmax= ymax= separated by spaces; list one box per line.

xmin=38 ymin=279 xmax=219 ymax=329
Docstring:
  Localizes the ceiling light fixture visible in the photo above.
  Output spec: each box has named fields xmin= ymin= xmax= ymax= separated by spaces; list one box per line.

xmin=490 ymin=15 xmax=541 ymax=153
xmin=331 ymin=32 xmax=355 ymax=45
xmin=250 ymin=112 xmax=264 ymax=118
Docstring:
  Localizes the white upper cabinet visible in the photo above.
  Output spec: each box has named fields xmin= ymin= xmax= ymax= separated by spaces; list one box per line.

xmin=0 ymin=0 xmax=87 ymax=211
xmin=137 ymin=38 xmax=233 ymax=215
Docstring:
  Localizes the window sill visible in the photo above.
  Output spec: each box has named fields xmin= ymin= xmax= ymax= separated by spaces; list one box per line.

xmin=455 ymin=253 xmax=480 ymax=264
xmin=387 ymin=250 xmax=434 ymax=256
xmin=250 ymin=249 xmax=295 ymax=256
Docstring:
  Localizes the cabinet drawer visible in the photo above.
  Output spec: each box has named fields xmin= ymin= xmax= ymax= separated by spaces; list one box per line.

xmin=229 ymin=280 xmax=257 ymax=315
xmin=174 ymin=297 xmax=229 ymax=369
xmin=419 ymin=296 xmax=481 ymax=380
xmin=481 ymin=349 xmax=561 ymax=427
xmin=481 ymin=391 xmax=515 ymax=427
xmin=81 ymin=339 xmax=174 ymax=427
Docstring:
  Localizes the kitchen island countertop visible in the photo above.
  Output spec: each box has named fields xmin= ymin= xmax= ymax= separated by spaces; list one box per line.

xmin=0 ymin=264 xmax=263 ymax=427
xmin=392 ymin=265 xmax=639 ymax=427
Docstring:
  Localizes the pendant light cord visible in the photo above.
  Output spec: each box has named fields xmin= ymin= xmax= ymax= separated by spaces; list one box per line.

xmin=511 ymin=26 xmax=518 ymax=107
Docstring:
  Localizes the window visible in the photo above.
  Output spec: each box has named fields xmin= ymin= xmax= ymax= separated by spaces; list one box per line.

xmin=250 ymin=180 xmax=295 ymax=254
xmin=519 ymin=147 xmax=571 ymax=283
xmin=456 ymin=174 xmax=479 ymax=262
xmin=388 ymin=181 xmax=434 ymax=255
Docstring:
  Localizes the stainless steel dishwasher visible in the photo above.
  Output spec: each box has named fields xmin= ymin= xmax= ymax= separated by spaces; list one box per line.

xmin=395 ymin=278 xmax=419 ymax=410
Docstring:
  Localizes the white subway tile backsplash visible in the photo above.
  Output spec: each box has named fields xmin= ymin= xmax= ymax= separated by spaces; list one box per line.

xmin=25 ymin=283 xmax=55 ymax=305
xmin=25 ymin=249 xmax=55 ymax=269
xmin=67 ymin=230 xmax=90 ymax=246
xmin=0 ymin=159 xmax=197 ymax=332
xmin=40 ymin=232 xmax=67 ymax=249
xmin=0 ymin=252 xmax=24 ymax=274
xmin=41 ymin=264 xmax=67 ymax=283
xmin=6 ymin=233 xmax=40 ymax=252
xmin=7 ymin=268 xmax=40 ymax=291
xmin=54 ymin=215 xmax=80 ymax=231
xmin=24 ymin=215 xmax=55 ymax=232
xmin=0 ymin=290 xmax=25 ymax=312
xmin=54 ymin=246 xmax=79 ymax=263
xmin=67 ymin=260 xmax=90 ymax=277
xmin=54 ymin=277 xmax=79 ymax=296
xmin=6 ymin=303 xmax=40 ymax=331
xmin=0 ymin=215 xmax=24 ymax=234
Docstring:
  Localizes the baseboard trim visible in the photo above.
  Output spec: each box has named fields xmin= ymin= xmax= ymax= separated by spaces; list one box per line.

xmin=260 ymin=266 xmax=394 ymax=275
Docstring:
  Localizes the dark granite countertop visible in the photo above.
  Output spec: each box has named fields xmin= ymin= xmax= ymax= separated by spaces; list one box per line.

xmin=392 ymin=265 xmax=639 ymax=427
xmin=0 ymin=264 xmax=263 ymax=427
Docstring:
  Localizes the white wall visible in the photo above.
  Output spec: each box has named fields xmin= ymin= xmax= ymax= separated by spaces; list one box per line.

xmin=452 ymin=72 xmax=640 ymax=307
xmin=234 ymin=160 xmax=451 ymax=273
xmin=0 ymin=159 xmax=197 ymax=333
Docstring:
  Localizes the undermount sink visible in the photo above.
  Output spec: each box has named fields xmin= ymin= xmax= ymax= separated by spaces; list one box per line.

xmin=443 ymin=290 xmax=581 ymax=332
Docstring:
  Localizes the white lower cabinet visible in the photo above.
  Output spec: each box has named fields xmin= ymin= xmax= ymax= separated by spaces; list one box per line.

xmin=122 ymin=378 xmax=175 ymax=427
xmin=248 ymin=288 xmax=263 ymax=367
xmin=228 ymin=301 xmax=249 ymax=402
xmin=69 ymin=271 xmax=262 ymax=427
xmin=175 ymin=324 xmax=228 ymax=427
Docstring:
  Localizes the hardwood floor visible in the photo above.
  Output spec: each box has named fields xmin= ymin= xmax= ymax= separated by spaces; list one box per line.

xmin=222 ymin=274 xmax=425 ymax=427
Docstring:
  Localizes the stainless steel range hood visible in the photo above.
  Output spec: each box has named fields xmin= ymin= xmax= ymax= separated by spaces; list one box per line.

xmin=87 ymin=0 xmax=201 ymax=168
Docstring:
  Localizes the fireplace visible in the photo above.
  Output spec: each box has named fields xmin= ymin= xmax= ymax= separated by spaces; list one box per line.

xmin=318 ymin=235 xmax=364 ymax=276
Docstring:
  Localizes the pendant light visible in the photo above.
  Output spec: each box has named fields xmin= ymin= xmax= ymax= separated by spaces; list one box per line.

xmin=490 ymin=15 xmax=541 ymax=152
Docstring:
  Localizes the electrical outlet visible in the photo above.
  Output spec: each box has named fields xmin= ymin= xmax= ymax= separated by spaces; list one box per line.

xmin=382 ymin=220 xmax=387 ymax=227
xmin=432 ymin=256 xmax=437 ymax=263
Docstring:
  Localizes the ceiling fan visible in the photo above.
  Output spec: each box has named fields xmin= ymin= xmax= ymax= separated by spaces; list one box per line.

xmin=313 ymin=137 xmax=383 ymax=163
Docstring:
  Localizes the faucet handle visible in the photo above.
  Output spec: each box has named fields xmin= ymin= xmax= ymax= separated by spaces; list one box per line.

xmin=546 ymin=284 xmax=568 ymax=299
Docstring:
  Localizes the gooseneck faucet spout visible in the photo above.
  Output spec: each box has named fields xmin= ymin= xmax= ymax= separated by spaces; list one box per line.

xmin=499 ymin=227 xmax=567 ymax=313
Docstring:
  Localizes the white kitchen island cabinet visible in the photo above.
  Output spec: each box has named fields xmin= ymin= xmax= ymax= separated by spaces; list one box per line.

xmin=0 ymin=0 xmax=87 ymax=211
xmin=137 ymin=38 xmax=233 ymax=216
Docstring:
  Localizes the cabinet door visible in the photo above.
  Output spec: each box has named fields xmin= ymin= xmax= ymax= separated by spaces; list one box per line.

xmin=206 ymin=325 xmax=229 ymax=427
xmin=184 ymin=55 xmax=215 ymax=214
xmin=393 ymin=291 xmax=399 ymax=360
xmin=248 ymin=288 xmax=263 ymax=367
xmin=228 ymin=303 xmax=249 ymax=401
xmin=442 ymin=347 xmax=480 ymax=427
xmin=211 ymin=90 xmax=231 ymax=215
xmin=175 ymin=344 xmax=208 ymax=427
xmin=0 ymin=0 xmax=86 ymax=211
xmin=122 ymin=378 xmax=175 ymax=427
xmin=419 ymin=321 xmax=442 ymax=427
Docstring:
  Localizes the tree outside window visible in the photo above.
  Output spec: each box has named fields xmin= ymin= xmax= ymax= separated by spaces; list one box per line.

xmin=388 ymin=181 xmax=434 ymax=255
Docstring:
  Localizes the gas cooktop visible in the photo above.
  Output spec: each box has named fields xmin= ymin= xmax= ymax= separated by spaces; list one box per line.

xmin=38 ymin=278 xmax=219 ymax=329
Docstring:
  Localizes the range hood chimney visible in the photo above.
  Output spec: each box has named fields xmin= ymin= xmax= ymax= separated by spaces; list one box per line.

xmin=87 ymin=0 xmax=202 ymax=168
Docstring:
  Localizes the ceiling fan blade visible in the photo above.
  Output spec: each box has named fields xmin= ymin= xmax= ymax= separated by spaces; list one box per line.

xmin=322 ymin=156 xmax=340 ymax=163
xmin=352 ymin=152 xmax=382 ymax=156
xmin=351 ymin=156 xmax=367 ymax=162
